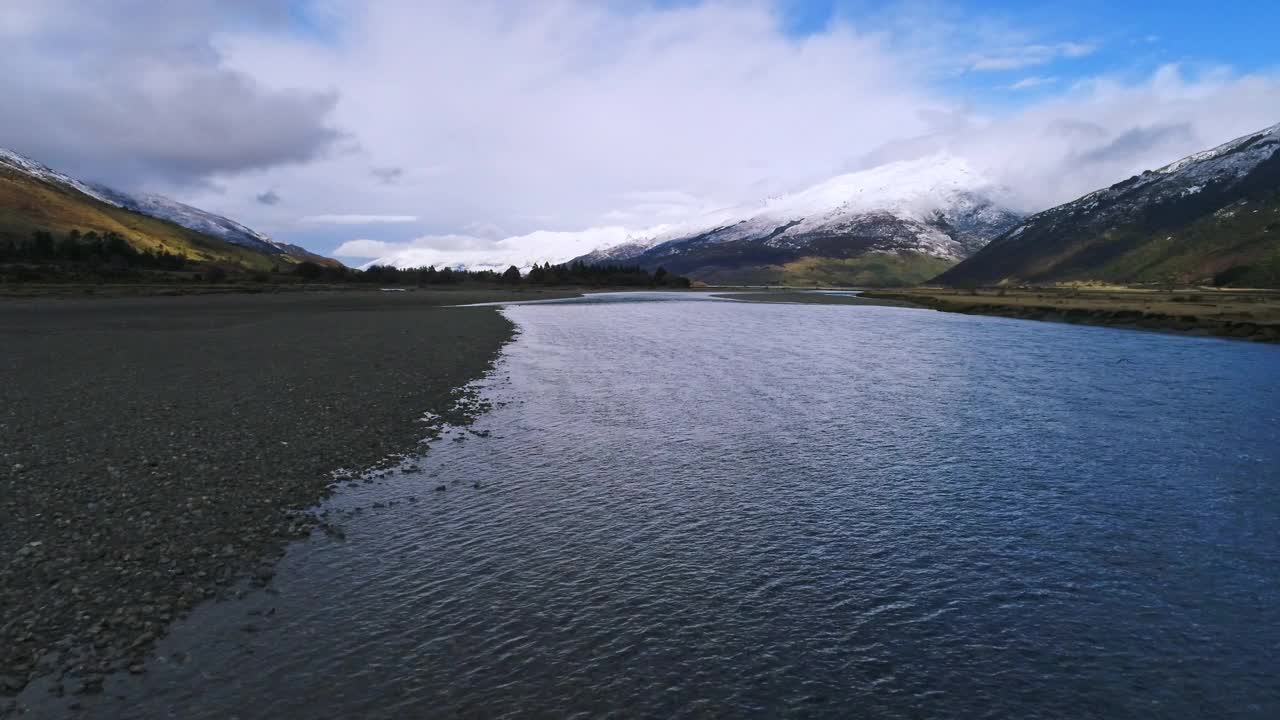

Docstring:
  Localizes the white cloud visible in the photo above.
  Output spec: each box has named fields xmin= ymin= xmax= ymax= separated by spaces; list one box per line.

xmin=183 ymin=0 xmax=946 ymax=247
xmin=969 ymin=42 xmax=1097 ymax=72
xmin=1059 ymin=42 xmax=1096 ymax=58
xmin=0 ymin=1 xmax=338 ymax=186
xmin=350 ymin=62 xmax=1280 ymax=269
xmin=1008 ymin=76 xmax=1058 ymax=91
xmin=858 ymin=64 xmax=1280 ymax=212
xmin=299 ymin=214 xmax=419 ymax=224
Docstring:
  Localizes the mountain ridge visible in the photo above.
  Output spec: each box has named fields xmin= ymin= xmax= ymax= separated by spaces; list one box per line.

xmin=576 ymin=155 xmax=1025 ymax=285
xmin=934 ymin=122 xmax=1280 ymax=288
xmin=0 ymin=147 xmax=337 ymax=269
xmin=87 ymin=185 xmax=337 ymax=267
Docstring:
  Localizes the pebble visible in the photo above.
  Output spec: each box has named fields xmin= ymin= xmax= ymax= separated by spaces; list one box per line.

xmin=0 ymin=294 xmax=517 ymax=697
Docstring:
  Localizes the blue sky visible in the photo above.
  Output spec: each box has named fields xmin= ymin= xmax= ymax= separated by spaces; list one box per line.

xmin=776 ymin=0 xmax=1280 ymax=62
xmin=770 ymin=0 xmax=1280 ymax=104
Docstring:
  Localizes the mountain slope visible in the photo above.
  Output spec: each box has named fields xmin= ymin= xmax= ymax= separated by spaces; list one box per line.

xmin=0 ymin=147 xmax=337 ymax=269
xmin=935 ymin=122 xmax=1280 ymax=288
xmin=0 ymin=164 xmax=276 ymax=270
xmin=577 ymin=155 xmax=1024 ymax=286
xmin=88 ymin=186 xmax=339 ymax=267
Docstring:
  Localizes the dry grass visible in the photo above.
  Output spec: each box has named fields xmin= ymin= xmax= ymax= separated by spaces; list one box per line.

xmin=863 ymin=286 xmax=1280 ymax=341
xmin=0 ymin=169 xmax=274 ymax=268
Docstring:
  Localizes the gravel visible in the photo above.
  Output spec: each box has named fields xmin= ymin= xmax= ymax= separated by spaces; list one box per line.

xmin=0 ymin=289 xmax=554 ymax=700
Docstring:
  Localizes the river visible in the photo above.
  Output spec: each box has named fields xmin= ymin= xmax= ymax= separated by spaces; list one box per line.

xmin=41 ymin=293 xmax=1280 ymax=718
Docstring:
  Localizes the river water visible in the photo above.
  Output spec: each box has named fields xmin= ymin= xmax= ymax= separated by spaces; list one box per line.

xmin=43 ymin=293 xmax=1280 ymax=718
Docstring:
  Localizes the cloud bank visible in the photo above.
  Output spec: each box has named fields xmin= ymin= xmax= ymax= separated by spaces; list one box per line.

xmin=335 ymin=227 xmax=650 ymax=271
xmin=0 ymin=1 xmax=341 ymax=186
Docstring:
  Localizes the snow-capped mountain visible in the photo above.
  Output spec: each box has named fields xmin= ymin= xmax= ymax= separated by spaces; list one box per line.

xmin=938 ymin=121 xmax=1280 ymax=287
xmin=1 ymin=146 xmax=334 ymax=266
xmin=577 ymin=154 xmax=1024 ymax=284
xmin=356 ymin=155 xmax=1021 ymax=280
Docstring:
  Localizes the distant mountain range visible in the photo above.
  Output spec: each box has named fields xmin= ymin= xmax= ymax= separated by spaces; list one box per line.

xmin=9 ymin=120 xmax=1278 ymax=288
xmin=0 ymin=147 xmax=336 ymax=270
xmin=936 ymin=122 xmax=1280 ymax=288
xmin=577 ymin=155 xmax=1025 ymax=286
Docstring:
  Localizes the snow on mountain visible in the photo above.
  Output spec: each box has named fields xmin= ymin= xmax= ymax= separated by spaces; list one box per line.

xmin=1 ymin=145 xmax=331 ymax=263
xmin=581 ymin=154 xmax=1023 ymax=265
xmin=577 ymin=237 xmax=667 ymax=265
xmin=0 ymin=147 xmax=124 ymax=208
xmin=756 ymin=154 xmax=1002 ymax=228
xmin=937 ymin=121 xmax=1280 ymax=287
xmin=1158 ymin=122 xmax=1280 ymax=178
xmin=88 ymin=186 xmax=284 ymax=255
xmin=1000 ymin=122 xmax=1280 ymax=239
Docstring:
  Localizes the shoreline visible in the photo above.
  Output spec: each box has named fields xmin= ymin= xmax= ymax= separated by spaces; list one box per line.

xmin=861 ymin=288 xmax=1280 ymax=343
xmin=0 ymin=289 xmax=562 ymax=703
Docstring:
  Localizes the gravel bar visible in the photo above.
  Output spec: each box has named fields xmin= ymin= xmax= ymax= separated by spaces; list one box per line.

xmin=0 ymin=289 xmax=564 ymax=702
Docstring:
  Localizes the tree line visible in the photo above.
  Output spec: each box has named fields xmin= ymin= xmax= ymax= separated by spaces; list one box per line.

xmin=2 ymin=228 xmax=693 ymax=288
xmin=0 ymin=229 xmax=185 ymax=270
xmin=524 ymin=260 xmax=690 ymax=287
xmin=294 ymin=259 xmax=691 ymax=287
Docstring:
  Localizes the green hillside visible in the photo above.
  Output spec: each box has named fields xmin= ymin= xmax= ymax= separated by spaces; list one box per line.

xmin=1 ymin=164 xmax=286 ymax=271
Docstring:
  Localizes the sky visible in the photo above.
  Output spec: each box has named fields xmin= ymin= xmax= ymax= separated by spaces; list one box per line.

xmin=2 ymin=0 xmax=1279 ymax=268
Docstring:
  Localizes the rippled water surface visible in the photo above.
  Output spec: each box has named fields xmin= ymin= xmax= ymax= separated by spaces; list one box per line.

xmin=64 ymin=295 xmax=1280 ymax=718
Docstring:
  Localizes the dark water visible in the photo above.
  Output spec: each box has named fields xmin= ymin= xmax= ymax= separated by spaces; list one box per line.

xmin=43 ymin=294 xmax=1280 ymax=718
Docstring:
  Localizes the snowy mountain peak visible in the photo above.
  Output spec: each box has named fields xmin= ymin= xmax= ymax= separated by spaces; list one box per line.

xmin=578 ymin=154 xmax=1017 ymax=261
xmin=761 ymin=154 xmax=1002 ymax=222
xmin=591 ymin=154 xmax=1021 ymax=264
xmin=568 ymin=154 xmax=1025 ymax=284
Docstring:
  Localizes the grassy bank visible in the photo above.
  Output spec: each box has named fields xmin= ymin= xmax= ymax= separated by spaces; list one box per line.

xmin=862 ymin=287 xmax=1280 ymax=342
xmin=0 ymin=289 xmax=578 ymax=700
